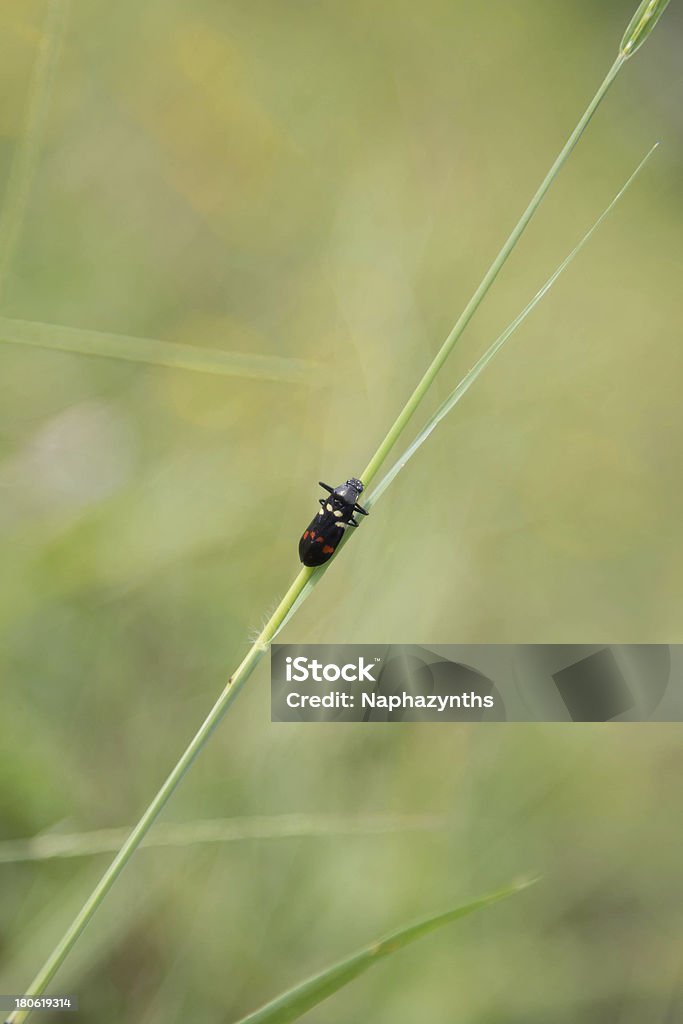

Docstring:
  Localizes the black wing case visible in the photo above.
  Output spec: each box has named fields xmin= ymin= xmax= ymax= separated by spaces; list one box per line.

xmin=299 ymin=510 xmax=343 ymax=566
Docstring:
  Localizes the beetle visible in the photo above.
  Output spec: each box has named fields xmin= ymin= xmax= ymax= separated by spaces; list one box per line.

xmin=298 ymin=477 xmax=369 ymax=566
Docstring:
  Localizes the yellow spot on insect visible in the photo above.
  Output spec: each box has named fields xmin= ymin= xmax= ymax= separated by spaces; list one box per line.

xmin=326 ymin=503 xmax=333 ymax=512
xmin=333 ymin=509 xmax=343 ymax=517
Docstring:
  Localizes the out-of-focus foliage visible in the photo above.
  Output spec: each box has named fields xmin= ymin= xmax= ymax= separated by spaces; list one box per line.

xmin=0 ymin=1 xmax=681 ymax=1021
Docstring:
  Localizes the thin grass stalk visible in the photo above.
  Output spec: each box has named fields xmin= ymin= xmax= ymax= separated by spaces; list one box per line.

xmin=367 ymin=144 xmax=659 ymax=506
xmin=359 ymin=53 xmax=624 ymax=486
xmin=4 ymin=570 xmax=309 ymax=1024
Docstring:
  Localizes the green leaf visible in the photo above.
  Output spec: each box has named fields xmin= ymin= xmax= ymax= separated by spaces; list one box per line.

xmin=233 ymin=879 xmax=536 ymax=1024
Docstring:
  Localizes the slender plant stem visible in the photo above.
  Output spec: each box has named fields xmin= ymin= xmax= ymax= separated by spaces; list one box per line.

xmin=366 ymin=144 xmax=658 ymax=507
xmin=360 ymin=53 xmax=624 ymax=487
xmin=5 ymin=36 xmax=646 ymax=1024
xmin=5 ymin=568 xmax=312 ymax=1023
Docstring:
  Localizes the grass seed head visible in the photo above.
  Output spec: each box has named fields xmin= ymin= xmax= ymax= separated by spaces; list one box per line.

xmin=620 ymin=0 xmax=672 ymax=58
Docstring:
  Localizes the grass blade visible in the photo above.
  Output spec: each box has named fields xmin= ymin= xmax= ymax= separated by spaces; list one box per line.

xmin=358 ymin=51 xmax=625 ymax=488
xmin=0 ymin=316 xmax=320 ymax=385
xmin=233 ymin=879 xmax=536 ymax=1024
xmin=0 ymin=813 xmax=449 ymax=864
xmin=367 ymin=144 xmax=659 ymax=507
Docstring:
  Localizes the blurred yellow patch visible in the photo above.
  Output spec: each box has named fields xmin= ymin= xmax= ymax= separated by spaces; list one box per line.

xmin=120 ymin=17 xmax=289 ymax=222
xmin=0 ymin=2 xmax=44 ymax=135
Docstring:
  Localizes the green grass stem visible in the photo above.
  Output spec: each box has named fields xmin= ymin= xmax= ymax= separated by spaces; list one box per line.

xmin=5 ymin=568 xmax=311 ymax=1024
xmin=367 ymin=144 xmax=659 ymax=506
xmin=359 ymin=53 xmax=624 ymax=487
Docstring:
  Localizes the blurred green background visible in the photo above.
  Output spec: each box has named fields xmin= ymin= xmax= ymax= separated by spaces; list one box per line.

xmin=1 ymin=1 xmax=682 ymax=1020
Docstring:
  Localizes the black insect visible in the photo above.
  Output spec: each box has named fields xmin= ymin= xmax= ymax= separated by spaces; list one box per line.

xmin=299 ymin=477 xmax=369 ymax=566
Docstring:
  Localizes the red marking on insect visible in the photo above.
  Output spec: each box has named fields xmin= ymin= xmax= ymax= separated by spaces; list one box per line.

xmin=322 ymin=545 xmax=334 ymax=554
xmin=303 ymin=531 xmax=309 ymax=540
xmin=316 ymin=535 xmax=324 ymax=543
xmin=309 ymin=531 xmax=315 ymax=540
